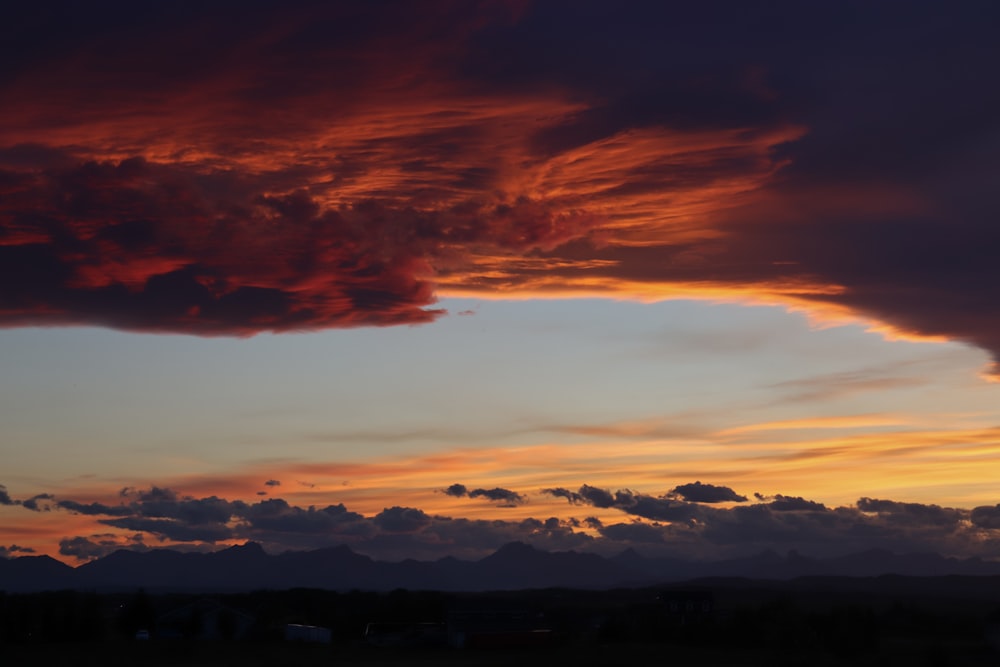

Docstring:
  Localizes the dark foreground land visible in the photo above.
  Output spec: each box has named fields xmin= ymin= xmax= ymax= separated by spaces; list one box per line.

xmin=5 ymin=577 xmax=1000 ymax=666
xmin=5 ymin=641 xmax=998 ymax=667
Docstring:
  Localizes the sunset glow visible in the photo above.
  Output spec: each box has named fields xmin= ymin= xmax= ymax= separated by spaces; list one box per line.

xmin=4 ymin=2 xmax=1000 ymax=566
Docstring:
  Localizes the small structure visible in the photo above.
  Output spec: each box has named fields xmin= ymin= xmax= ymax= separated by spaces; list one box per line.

xmin=285 ymin=623 xmax=332 ymax=644
xmin=447 ymin=609 xmax=553 ymax=649
xmin=363 ymin=621 xmax=447 ymax=648
xmin=156 ymin=598 xmax=256 ymax=641
xmin=659 ymin=590 xmax=714 ymax=625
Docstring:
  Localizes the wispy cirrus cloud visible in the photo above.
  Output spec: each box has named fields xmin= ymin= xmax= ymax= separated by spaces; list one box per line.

xmin=25 ymin=420 xmax=993 ymax=523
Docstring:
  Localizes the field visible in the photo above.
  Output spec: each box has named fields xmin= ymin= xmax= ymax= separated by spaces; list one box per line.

xmin=4 ymin=580 xmax=1000 ymax=666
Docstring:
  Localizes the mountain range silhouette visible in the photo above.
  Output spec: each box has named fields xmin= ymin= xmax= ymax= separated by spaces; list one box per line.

xmin=3 ymin=542 xmax=999 ymax=593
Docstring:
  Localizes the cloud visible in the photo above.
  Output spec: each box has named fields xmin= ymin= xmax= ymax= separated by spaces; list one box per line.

xmin=540 ymin=487 xmax=586 ymax=505
xmin=468 ymin=487 xmax=525 ymax=505
xmin=264 ymin=479 xmax=281 ymax=487
xmin=971 ymin=505 xmax=1000 ymax=530
xmin=0 ymin=544 xmax=36 ymax=558
xmin=0 ymin=160 xmax=445 ymax=333
xmin=857 ymin=497 xmax=963 ymax=527
xmin=0 ymin=486 xmax=65 ymax=521
xmin=444 ymin=483 xmax=525 ymax=505
xmin=56 ymin=499 xmax=131 ymax=516
xmin=457 ymin=4 xmax=1000 ymax=376
xmin=8 ymin=483 xmax=595 ymax=559
xmin=14 ymin=480 xmax=1000 ymax=562
xmin=543 ymin=484 xmax=702 ymax=522
xmin=443 ymin=483 xmax=468 ymax=497
xmin=598 ymin=522 xmax=665 ymax=544
xmin=0 ymin=0 xmax=620 ymax=337
xmin=577 ymin=485 xmax=619 ymax=508
xmin=539 ymin=483 xmax=1000 ymax=559
xmin=238 ymin=499 xmax=368 ymax=538
xmin=99 ymin=517 xmax=234 ymax=543
xmin=59 ymin=535 xmax=146 ymax=561
xmin=766 ymin=367 xmax=927 ymax=404
xmin=2 ymin=2 xmax=997 ymax=379
xmin=669 ymin=481 xmax=747 ymax=503
xmin=755 ymin=494 xmax=827 ymax=512
xmin=21 ymin=493 xmax=54 ymax=511
xmin=372 ymin=507 xmax=433 ymax=534
xmin=0 ymin=2 xmax=780 ymax=340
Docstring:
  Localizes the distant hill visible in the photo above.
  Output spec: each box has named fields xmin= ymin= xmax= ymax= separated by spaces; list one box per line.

xmin=0 ymin=555 xmax=78 ymax=592
xmin=4 ymin=542 xmax=1000 ymax=593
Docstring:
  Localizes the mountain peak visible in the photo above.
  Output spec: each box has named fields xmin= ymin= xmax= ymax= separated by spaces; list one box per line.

xmin=221 ymin=541 xmax=266 ymax=556
xmin=492 ymin=541 xmax=538 ymax=557
xmin=615 ymin=547 xmax=643 ymax=561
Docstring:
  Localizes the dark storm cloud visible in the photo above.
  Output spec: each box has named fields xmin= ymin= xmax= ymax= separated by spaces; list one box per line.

xmin=471 ymin=1 xmax=1000 ymax=375
xmin=669 ymin=481 xmax=747 ymax=503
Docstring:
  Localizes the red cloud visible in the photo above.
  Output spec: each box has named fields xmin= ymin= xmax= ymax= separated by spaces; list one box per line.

xmin=3 ymin=1 xmax=999 ymax=377
xmin=0 ymin=3 xmax=790 ymax=335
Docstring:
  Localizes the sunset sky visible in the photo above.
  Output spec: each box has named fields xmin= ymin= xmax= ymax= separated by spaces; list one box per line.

xmin=4 ymin=1 xmax=1000 ymax=565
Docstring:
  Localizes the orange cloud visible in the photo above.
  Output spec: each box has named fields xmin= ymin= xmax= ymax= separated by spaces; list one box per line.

xmin=3 ymin=1 xmax=1000 ymax=379
xmin=0 ymin=2 xmax=809 ymax=339
xmin=718 ymin=414 xmax=908 ymax=436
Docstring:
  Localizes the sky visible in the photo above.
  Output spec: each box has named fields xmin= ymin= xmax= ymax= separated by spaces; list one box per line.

xmin=3 ymin=0 xmax=1000 ymax=565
